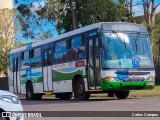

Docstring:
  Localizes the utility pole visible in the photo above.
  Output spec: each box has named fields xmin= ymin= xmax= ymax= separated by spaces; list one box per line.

xmin=71 ymin=0 xmax=77 ymax=30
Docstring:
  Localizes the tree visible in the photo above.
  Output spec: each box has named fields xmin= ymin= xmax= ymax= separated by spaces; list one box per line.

xmin=15 ymin=0 xmax=56 ymax=41
xmin=15 ymin=0 xmax=133 ymax=35
xmin=55 ymin=0 xmax=133 ymax=33
xmin=0 ymin=9 xmax=18 ymax=76
xmin=141 ymin=0 xmax=160 ymax=55
xmin=128 ymin=0 xmax=160 ymax=56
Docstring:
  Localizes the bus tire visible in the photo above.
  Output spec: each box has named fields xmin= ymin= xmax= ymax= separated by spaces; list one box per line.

xmin=26 ymin=82 xmax=34 ymax=100
xmin=55 ymin=92 xmax=72 ymax=100
xmin=74 ymin=78 xmax=90 ymax=100
xmin=115 ymin=90 xmax=129 ymax=99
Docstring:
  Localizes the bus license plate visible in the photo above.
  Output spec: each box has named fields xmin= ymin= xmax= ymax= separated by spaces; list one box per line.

xmin=146 ymin=82 xmax=154 ymax=86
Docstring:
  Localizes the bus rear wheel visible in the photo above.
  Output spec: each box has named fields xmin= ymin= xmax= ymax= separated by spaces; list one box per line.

xmin=26 ymin=82 xmax=43 ymax=100
xmin=55 ymin=92 xmax=72 ymax=100
xmin=115 ymin=90 xmax=129 ymax=99
xmin=74 ymin=78 xmax=90 ymax=100
xmin=26 ymin=82 xmax=34 ymax=100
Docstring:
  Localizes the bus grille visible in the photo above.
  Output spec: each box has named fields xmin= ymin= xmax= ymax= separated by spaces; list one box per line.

xmin=122 ymin=77 xmax=145 ymax=82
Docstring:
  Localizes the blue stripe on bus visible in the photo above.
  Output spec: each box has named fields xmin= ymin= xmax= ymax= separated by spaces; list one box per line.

xmin=57 ymin=67 xmax=79 ymax=73
xmin=31 ymin=72 xmax=42 ymax=77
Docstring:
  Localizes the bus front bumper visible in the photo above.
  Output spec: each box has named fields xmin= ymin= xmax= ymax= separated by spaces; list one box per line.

xmin=101 ymin=79 xmax=155 ymax=91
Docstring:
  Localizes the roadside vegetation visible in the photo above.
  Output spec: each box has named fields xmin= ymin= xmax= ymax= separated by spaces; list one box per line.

xmin=90 ymin=86 xmax=160 ymax=98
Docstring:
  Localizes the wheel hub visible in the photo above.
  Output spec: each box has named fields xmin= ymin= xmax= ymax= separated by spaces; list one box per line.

xmin=77 ymin=84 xmax=83 ymax=95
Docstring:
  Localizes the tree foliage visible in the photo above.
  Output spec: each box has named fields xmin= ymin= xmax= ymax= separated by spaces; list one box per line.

xmin=15 ymin=0 xmax=133 ymax=35
xmin=141 ymin=0 xmax=160 ymax=56
xmin=0 ymin=9 xmax=17 ymax=75
xmin=128 ymin=0 xmax=160 ymax=56
xmin=15 ymin=0 xmax=56 ymax=41
xmin=54 ymin=0 xmax=133 ymax=33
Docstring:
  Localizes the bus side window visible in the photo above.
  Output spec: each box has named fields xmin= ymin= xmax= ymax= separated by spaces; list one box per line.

xmin=54 ymin=40 xmax=68 ymax=62
xmin=30 ymin=48 xmax=41 ymax=67
xmin=95 ymin=37 xmax=100 ymax=69
xmin=9 ymin=55 xmax=13 ymax=72
xmin=30 ymin=49 xmax=34 ymax=58
xmin=21 ymin=51 xmax=30 ymax=69
xmin=69 ymin=35 xmax=85 ymax=60
xmin=21 ymin=52 xmax=24 ymax=60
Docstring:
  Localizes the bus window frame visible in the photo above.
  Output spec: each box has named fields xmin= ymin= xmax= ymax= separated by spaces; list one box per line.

xmin=68 ymin=35 xmax=85 ymax=60
xmin=30 ymin=47 xmax=42 ymax=68
xmin=53 ymin=39 xmax=68 ymax=63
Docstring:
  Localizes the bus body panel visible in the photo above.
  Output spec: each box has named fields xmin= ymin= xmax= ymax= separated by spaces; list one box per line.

xmin=53 ymin=80 xmax=73 ymax=93
xmin=8 ymin=69 xmax=14 ymax=93
xmin=101 ymin=70 xmax=155 ymax=90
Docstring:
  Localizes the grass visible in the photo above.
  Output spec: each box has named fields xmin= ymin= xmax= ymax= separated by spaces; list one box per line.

xmin=129 ymin=85 xmax=160 ymax=98
xmin=90 ymin=86 xmax=160 ymax=98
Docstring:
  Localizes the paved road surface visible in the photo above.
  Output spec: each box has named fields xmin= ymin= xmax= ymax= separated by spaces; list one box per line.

xmin=20 ymin=97 xmax=160 ymax=120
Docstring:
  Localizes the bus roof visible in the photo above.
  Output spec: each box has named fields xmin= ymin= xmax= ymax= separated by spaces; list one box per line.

xmin=10 ymin=22 xmax=147 ymax=54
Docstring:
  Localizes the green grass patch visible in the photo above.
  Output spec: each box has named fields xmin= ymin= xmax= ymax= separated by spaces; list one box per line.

xmin=130 ymin=85 xmax=160 ymax=98
xmin=90 ymin=86 xmax=160 ymax=98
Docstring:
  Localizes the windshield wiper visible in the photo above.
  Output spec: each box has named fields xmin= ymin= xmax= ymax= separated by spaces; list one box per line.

xmin=113 ymin=31 xmax=126 ymax=50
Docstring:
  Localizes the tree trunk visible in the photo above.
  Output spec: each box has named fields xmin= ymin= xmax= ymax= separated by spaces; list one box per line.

xmin=151 ymin=0 xmax=156 ymax=25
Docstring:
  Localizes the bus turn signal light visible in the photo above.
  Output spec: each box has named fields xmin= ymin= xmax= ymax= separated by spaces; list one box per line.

xmin=105 ymin=77 xmax=118 ymax=81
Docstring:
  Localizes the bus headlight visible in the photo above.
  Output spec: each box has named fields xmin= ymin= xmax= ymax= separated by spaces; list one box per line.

xmin=0 ymin=95 xmax=20 ymax=104
xmin=147 ymin=77 xmax=155 ymax=81
xmin=104 ymin=77 xmax=120 ymax=81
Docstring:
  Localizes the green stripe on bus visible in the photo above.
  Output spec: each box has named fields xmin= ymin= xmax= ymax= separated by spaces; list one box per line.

xmin=53 ymin=69 xmax=83 ymax=80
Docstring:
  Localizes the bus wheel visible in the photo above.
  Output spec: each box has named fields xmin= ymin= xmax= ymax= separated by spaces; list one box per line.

xmin=55 ymin=92 xmax=72 ymax=100
xmin=74 ymin=78 xmax=90 ymax=100
xmin=115 ymin=90 xmax=129 ymax=99
xmin=26 ymin=82 xmax=34 ymax=100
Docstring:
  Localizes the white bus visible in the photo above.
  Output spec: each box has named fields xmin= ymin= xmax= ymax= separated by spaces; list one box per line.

xmin=8 ymin=22 xmax=155 ymax=100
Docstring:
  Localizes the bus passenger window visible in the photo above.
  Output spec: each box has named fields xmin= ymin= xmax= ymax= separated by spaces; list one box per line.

xmin=24 ymin=51 xmax=29 ymax=59
xmin=21 ymin=51 xmax=30 ymax=69
xmin=30 ymin=50 xmax=34 ymax=58
xmin=95 ymin=38 xmax=100 ymax=69
xmin=54 ymin=40 xmax=68 ymax=62
xmin=21 ymin=52 xmax=24 ymax=60
xmin=31 ymin=48 xmax=41 ymax=67
xmin=69 ymin=35 xmax=85 ymax=60
xmin=9 ymin=55 xmax=13 ymax=72
xmin=43 ymin=51 xmax=48 ymax=66
xmin=48 ymin=50 xmax=52 ymax=65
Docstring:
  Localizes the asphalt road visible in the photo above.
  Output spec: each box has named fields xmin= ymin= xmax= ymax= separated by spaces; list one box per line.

xmin=20 ymin=96 xmax=160 ymax=120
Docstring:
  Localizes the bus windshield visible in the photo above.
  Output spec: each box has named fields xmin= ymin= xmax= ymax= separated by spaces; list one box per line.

xmin=102 ymin=33 xmax=154 ymax=69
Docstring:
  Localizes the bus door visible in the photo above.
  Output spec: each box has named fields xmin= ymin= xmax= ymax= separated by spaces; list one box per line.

xmin=13 ymin=57 xmax=20 ymax=93
xmin=43 ymin=49 xmax=53 ymax=92
xmin=88 ymin=36 xmax=101 ymax=89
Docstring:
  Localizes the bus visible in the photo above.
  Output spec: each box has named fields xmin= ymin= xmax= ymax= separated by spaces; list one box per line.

xmin=8 ymin=22 xmax=155 ymax=100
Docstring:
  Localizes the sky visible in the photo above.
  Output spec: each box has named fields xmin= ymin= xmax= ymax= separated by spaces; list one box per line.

xmin=132 ymin=0 xmax=160 ymax=16
xmin=1 ymin=0 xmax=160 ymax=15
